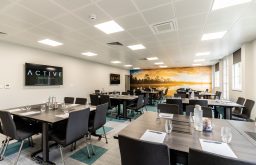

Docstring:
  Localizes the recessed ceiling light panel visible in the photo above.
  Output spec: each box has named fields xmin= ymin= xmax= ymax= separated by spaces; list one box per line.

xmin=159 ymin=65 xmax=168 ymax=68
xmin=81 ymin=52 xmax=98 ymax=56
xmin=154 ymin=62 xmax=164 ymax=65
xmin=124 ymin=64 xmax=132 ymax=67
xmin=111 ymin=61 xmax=121 ymax=64
xmin=38 ymin=39 xmax=63 ymax=47
xmin=127 ymin=44 xmax=146 ymax=50
xmin=201 ymin=31 xmax=227 ymax=40
xmin=94 ymin=20 xmax=124 ymax=34
xmin=212 ymin=0 xmax=252 ymax=10
xmin=146 ymin=57 xmax=158 ymax=61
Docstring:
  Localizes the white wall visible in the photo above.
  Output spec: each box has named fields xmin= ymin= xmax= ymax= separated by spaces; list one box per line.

xmin=0 ymin=41 xmax=129 ymax=109
xmin=213 ymin=39 xmax=256 ymax=119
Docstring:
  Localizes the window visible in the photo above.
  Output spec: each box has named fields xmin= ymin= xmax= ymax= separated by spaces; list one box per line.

xmin=232 ymin=62 xmax=242 ymax=90
xmin=215 ymin=71 xmax=220 ymax=87
xmin=232 ymin=49 xmax=242 ymax=91
xmin=223 ymin=59 xmax=229 ymax=99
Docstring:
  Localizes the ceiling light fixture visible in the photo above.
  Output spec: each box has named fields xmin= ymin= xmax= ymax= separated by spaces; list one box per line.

xmin=159 ymin=65 xmax=168 ymax=68
xmin=111 ymin=61 xmax=121 ymax=64
xmin=194 ymin=59 xmax=205 ymax=62
xmin=146 ymin=57 xmax=159 ymax=61
xmin=81 ymin=52 xmax=98 ymax=56
xmin=94 ymin=20 xmax=124 ymax=34
xmin=133 ymin=67 xmax=140 ymax=70
xmin=201 ymin=31 xmax=227 ymax=40
xmin=127 ymin=44 xmax=146 ymax=50
xmin=38 ymin=39 xmax=63 ymax=47
xmin=154 ymin=62 xmax=164 ymax=65
xmin=212 ymin=0 xmax=252 ymax=10
xmin=124 ymin=64 xmax=132 ymax=67
xmin=196 ymin=52 xmax=210 ymax=56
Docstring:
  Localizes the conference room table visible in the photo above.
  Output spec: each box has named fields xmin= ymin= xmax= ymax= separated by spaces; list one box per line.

xmin=2 ymin=103 xmax=96 ymax=165
xmin=199 ymin=92 xmax=216 ymax=99
xmin=170 ymin=98 xmax=243 ymax=119
xmin=118 ymin=112 xmax=256 ymax=164
xmin=109 ymin=95 xmax=138 ymax=121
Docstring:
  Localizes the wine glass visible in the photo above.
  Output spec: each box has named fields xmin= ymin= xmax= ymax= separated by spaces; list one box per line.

xmin=25 ymin=106 xmax=31 ymax=111
xmin=165 ymin=119 xmax=173 ymax=134
xmin=221 ymin=127 xmax=232 ymax=143
xmin=40 ymin=104 xmax=46 ymax=112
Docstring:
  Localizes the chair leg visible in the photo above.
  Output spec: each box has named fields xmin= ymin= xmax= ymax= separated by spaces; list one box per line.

xmin=102 ymin=126 xmax=108 ymax=144
xmin=0 ymin=137 xmax=10 ymax=160
xmin=85 ymin=136 xmax=92 ymax=158
xmin=145 ymin=106 xmax=148 ymax=111
xmin=59 ymin=145 xmax=65 ymax=165
xmin=14 ymin=140 xmax=24 ymax=165
xmin=90 ymin=143 xmax=95 ymax=155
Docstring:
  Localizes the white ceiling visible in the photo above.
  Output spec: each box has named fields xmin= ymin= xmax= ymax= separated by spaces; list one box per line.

xmin=0 ymin=0 xmax=256 ymax=69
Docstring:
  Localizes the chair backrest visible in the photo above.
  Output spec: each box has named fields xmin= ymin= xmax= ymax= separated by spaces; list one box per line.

xmin=174 ymin=93 xmax=187 ymax=98
xmin=157 ymin=104 xmax=179 ymax=114
xmin=0 ymin=111 xmax=17 ymax=139
xmin=205 ymin=89 xmax=209 ymax=92
xmin=118 ymin=135 xmax=170 ymax=165
xmin=64 ymin=97 xmax=74 ymax=104
xmin=93 ymin=103 xmax=108 ymax=130
xmin=214 ymin=91 xmax=222 ymax=99
xmin=75 ymin=97 xmax=87 ymax=105
xmin=189 ymin=148 xmax=256 ymax=165
xmin=242 ymin=99 xmax=255 ymax=119
xmin=65 ymin=108 xmax=90 ymax=145
xmin=122 ymin=92 xmax=128 ymax=95
xmin=100 ymin=95 xmax=110 ymax=107
xmin=95 ymin=90 xmax=100 ymax=94
xmin=90 ymin=94 xmax=100 ymax=106
xmin=186 ymin=105 xmax=194 ymax=116
xmin=144 ymin=93 xmax=149 ymax=105
xmin=164 ymin=88 xmax=169 ymax=95
xmin=136 ymin=95 xmax=144 ymax=109
xmin=202 ymin=106 xmax=213 ymax=118
xmin=233 ymin=97 xmax=245 ymax=114
xmin=189 ymin=99 xmax=208 ymax=107
xmin=135 ymin=90 xmax=142 ymax=96
xmin=166 ymin=99 xmax=183 ymax=114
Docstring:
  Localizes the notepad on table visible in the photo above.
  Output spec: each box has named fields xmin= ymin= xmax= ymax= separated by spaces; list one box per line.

xmin=140 ymin=129 xmax=166 ymax=143
xmin=199 ymin=139 xmax=237 ymax=158
xmin=159 ymin=113 xmax=173 ymax=119
xmin=55 ymin=113 xmax=69 ymax=118
xmin=19 ymin=111 xmax=40 ymax=116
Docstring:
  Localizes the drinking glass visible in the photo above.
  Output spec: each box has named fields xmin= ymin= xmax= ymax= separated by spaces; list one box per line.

xmin=189 ymin=112 xmax=193 ymax=123
xmin=40 ymin=104 xmax=46 ymax=112
xmin=25 ymin=106 xmax=31 ymax=111
xmin=221 ymin=127 xmax=232 ymax=143
xmin=165 ymin=119 xmax=172 ymax=134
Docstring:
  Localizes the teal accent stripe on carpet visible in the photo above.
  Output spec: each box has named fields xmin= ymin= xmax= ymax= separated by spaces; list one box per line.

xmin=5 ymin=140 xmax=30 ymax=156
xmin=70 ymin=145 xmax=107 ymax=165
xmin=96 ymin=126 xmax=113 ymax=135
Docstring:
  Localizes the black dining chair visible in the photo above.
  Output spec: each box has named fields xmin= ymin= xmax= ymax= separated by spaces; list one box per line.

xmin=232 ymin=99 xmax=255 ymax=121
xmin=214 ymin=91 xmax=222 ymax=100
xmin=50 ymin=108 xmax=91 ymax=164
xmin=174 ymin=93 xmax=187 ymax=98
xmin=122 ymin=92 xmax=128 ymax=95
xmin=157 ymin=104 xmax=179 ymax=114
xmin=89 ymin=103 xmax=109 ymax=145
xmin=189 ymin=148 xmax=256 ymax=165
xmin=143 ymin=93 xmax=149 ymax=111
xmin=232 ymin=97 xmax=245 ymax=115
xmin=0 ymin=111 xmax=37 ymax=165
xmin=95 ymin=90 xmax=100 ymax=94
xmin=186 ymin=105 xmax=213 ymax=118
xmin=64 ymin=97 xmax=75 ymax=104
xmin=75 ymin=97 xmax=87 ymax=105
xmin=189 ymin=99 xmax=208 ymax=107
xmin=118 ymin=135 xmax=171 ymax=165
xmin=127 ymin=95 xmax=144 ymax=114
xmin=166 ymin=99 xmax=183 ymax=115
xmin=90 ymin=94 xmax=100 ymax=106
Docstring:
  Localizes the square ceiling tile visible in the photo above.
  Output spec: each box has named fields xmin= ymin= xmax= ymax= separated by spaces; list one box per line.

xmin=53 ymin=0 xmax=91 ymax=10
xmin=177 ymin=13 xmax=206 ymax=30
xmin=174 ymin=0 xmax=212 ymax=18
xmin=133 ymin=0 xmax=172 ymax=10
xmin=97 ymin=0 xmax=137 ymax=18
xmin=179 ymin=27 xmax=203 ymax=38
xmin=116 ymin=13 xmax=147 ymax=30
xmin=3 ymin=4 xmax=47 ymax=25
xmin=142 ymin=4 xmax=175 ymax=24
xmin=128 ymin=26 xmax=154 ymax=37
xmin=18 ymin=0 xmax=67 ymax=19
xmin=156 ymin=31 xmax=178 ymax=41
xmin=0 ymin=0 xmax=12 ymax=11
xmin=74 ymin=4 xmax=111 ymax=25
xmin=54 ymin=14 xmax=88 ymax=30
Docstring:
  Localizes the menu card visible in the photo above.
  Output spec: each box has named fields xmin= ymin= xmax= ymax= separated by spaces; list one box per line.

xmin=159 ymin=113 xmax=173 ymax=119
xmin=199 ymin=139 xmax=237 ymax=158
xmin=140 ymin=129 xmax=166 ymax=143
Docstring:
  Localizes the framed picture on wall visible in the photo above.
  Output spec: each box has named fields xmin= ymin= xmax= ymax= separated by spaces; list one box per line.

xmin=110 ymin=74 xmax=120 ymax=84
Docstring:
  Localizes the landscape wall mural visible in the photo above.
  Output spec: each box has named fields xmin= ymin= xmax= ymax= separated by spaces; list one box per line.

xmin=130 ymin=66 xmax=212 ymax=96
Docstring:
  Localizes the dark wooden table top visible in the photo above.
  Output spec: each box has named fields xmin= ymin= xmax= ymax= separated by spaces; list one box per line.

xmin=109 ymin=95 xmax=138 ymax=100
xmin=2 ymin=104 xmax=96 ymax=124
xmin=118 ymin=112 xmax=256 ymax=162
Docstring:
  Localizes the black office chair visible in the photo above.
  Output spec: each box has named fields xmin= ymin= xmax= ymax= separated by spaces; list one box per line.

xmin=89 ymin=103 xmax=109 ymax=144
xmin=189 ymin=148 xmax=256 ymax=165
xmin=75 ymin=97 xmax=87 ymax=105
xmin=166 ymin=99 xmax=183 ymax=115
xmin=50 ymin=108 xmax=91 ymax=164
xmin=157 ymin=104 xmax=179 ymax=114
xmin=0 ymin=111 xmax=37 ymax=165
xmin=233 ymin=99 xmax=255 ymax=121
xmin=118 ymin=135 xmax=171 ymax=165
xmin=64 ymin=97 xmax=75 ymax=104
xmin=127 ymin=95 xmax=144 ymax=114
xmin=232 ymin=97 xmax=245 ymax=115
xmin=189 ymin=99 xmax=208 ymax=107
xmin=90 ymin=94 xmax=100 ymax=106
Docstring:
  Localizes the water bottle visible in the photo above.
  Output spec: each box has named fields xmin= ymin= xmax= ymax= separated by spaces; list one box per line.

xmin=191 ymin=91 xmax=195 ymax=99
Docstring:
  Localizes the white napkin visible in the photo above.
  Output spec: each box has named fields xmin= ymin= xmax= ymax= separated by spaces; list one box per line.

xmin=140 ymin=129 xmax=166 ymax=143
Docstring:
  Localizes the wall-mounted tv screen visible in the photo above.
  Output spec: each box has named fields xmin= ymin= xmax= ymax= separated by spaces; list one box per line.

xmin=110 ymin=74 xmax=120 ymax=84
xmin=25 ymin=63 xmax=63 ymax=86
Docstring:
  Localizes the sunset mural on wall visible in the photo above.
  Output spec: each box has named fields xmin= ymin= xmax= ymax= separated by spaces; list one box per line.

xmin=130 ymin=66 xmax=212 ymax=96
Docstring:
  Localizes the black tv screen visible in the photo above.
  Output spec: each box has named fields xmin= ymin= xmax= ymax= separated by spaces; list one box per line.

xmin=25 ymin=63 xmax=63 ymax=86
xmin=110 ymin=74 xmax=120 ymax=84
